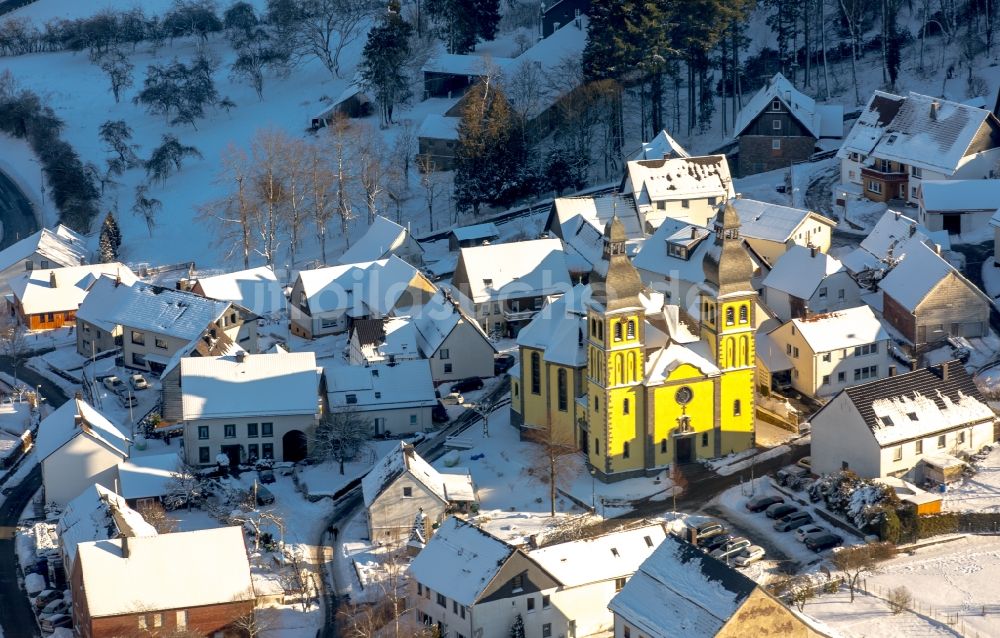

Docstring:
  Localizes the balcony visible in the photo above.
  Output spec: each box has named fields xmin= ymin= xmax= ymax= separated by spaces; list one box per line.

xmin=503 ymin=308 xmax=536 ymax=322
xmin=861 ymin=165 xmax=908 ymax=183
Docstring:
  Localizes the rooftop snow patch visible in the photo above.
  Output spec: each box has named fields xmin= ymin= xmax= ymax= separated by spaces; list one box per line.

xmin=630 ymin=129 xmax=690 ymax=160
xmin=733 ymin=72 xmax=843 ymax=139
xmin=623 ymin=155 xmax=735 ymax=203
xmin=877 ymin=240 xmax=972 ymax=312
xmin=117 ymin=453 xmax=183 ymax=501
xmin=0 ymin=225 xmax=87 ymax=275
xmin=57 ymin=484 xmax=157 ymax=571
xmin=297 ymin=255 xmax=423 ymax=316
xmin=456 ymin=238 xmax=571 ymax=303
xmin=731 ymin=199 xmax=835 ymax=244
xmin=337 ymin=215 xmax=420 ymax=265
xmin=418 ymin=113 xmax=459 ymax=140
xmin=449 ymin=222 xmax=500 ymax=244
xmin=919 ymin=179 xmax=1000 ymax=212
xmin=412 ymin=290 xmax=493 ymax=357
xmin=10 ymin=263 xmax=136 ymax=316
xmin=362 ymin=442 xmax=449 ymax=507
xmin=192 ymin=265 xmax=285 ymax=317
xmin=34 ymin=398 xmax=129 ymax=463
xmin=762 ymin=244 xmax=844 ymax=299
xmin=516 ymin=284 xmax=589 ymax=367
xmin=528 ymin=523 xmax=666 ymax=588
xmin=325 ymin=359 xmax=436 ymax=410
xmin=790 ymin=306 xmax=888 ymax=353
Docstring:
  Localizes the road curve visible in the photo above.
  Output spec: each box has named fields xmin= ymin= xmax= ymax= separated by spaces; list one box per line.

xmin=0 ymin=166 xmax=40 ymax=250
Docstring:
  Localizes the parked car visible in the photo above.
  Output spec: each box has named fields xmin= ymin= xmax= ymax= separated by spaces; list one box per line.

xmin=130 ymin=373 xmax=149 ymax=390
xmin=40 ymin=613 xmax=72 ymax=633
xmin=734 ymin=546 xmax=765 ymax=567
xmin=746 ymin=494 xmax=784 ymax=512
xmin=774 ymin=511 xmax=814 ymax=532
xmin=440 ymin=392 xmax=464 ymax=406
xmin=432 ymin=402 xmax=449 ymax=423
xmin=695 ymin=522 xmax=726 ymax=540
xmin=494 ymin=354 xmax=516 ymax=375
xmin=450 ymin=377 xmax=484 ymax=393
xmin=102 ymin=376 xmax=123 ymax=393
xmin=765 ymin=503 xmax=798 ymax=519
xmin=118 ymin=392 xmax=137 ymax=408
xmin=32 ymin=590 xmax=62 ymax=610
xmin=710 ymin=537 xmax=751 ymax=560
xmin=776 ymin=465 xmax=810 ymax=486
xmin=805 ymin=532 xmax=844 ymax=552
xmin=255 ymin=484 xmax=275 ymax=506
xmin=700 ymin=534 xmax=733 ymax=552
xmin=39 ymin=598 xmax=69 ymax=617
xmin=795 ymin=524 xmax=826 ymax=542
xmin=258 ymin=468 xmax=275 ymax=484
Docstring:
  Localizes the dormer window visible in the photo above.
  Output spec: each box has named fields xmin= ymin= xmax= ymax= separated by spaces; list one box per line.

xmin=483 ymin=278 xmax=493 ymax=288
xmin=771 ymin=98 xmax=781 ymax=111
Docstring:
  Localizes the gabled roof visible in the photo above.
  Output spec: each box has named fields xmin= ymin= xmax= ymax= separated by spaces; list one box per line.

xmin=76 ymin=526 xmax=254 ymax=618
xmin=325 ymin=360 xmax=437 ymax=410
xmin=10 ymin=263 xmax=136 ymax=316
xmin=859 ymin=209 xmax=933 ymax=260
xmin=449 ymin=222 xmax=500 ymax=243
xmin=409 ymin=517 xmax=517 ymax=606
xmin=159 ymin=327 xmax=244 ymax=380
xmin=528 ymin=523 xmax=666 ymax=588
xmin=337 ymin=216 xmax=421 ymax=265
xmin=418 ymin=113 xmax=459 ymax=140
xmin=351 ymin=316 xmax=420 ymax=361
xmin=550 ymin=194 xmax=642 ymax=275
xmin=645 ymin=342 xmax=720 ymax=385
xmin=609 ymin=535 xmax=757 ymax=638
xmin=632 ymin=218 xmax=713 ymax=284
xmin=826 ymin=361 xmax=994 ymax=446
xmin=790 ymin=306 xmax=888 ymax=353
xmin=762 ymin=244 xmax=843 ymax=299
xmin=622 ymin=155 xmax=735 ymax=203
xmin=455 ymin=238 xmax=571 ymax=304
xmin=505 ymin=17 xmax=589 ymax=118
xmin=116 ymin=453 xmax=183 ymax=501
xmin=731 ymin=199 xmax=835 ymax=244
xmin=56 ymin=484 xmax=157 ymax=570
xmin=192 ymin=265 xmax=285 ymax=316
xmin=878 ymin=240 xmax=987 ymax=312
xmin=421 ymin=52 xmax=513 ymax=75
xmin=361 ymin=442 xmax=448 ymax=507
xmin=76 ymin=278 xmax=232 ymax=341
xmin=919 ymin=179 xmax=1000 ymax=212
xmin=35 ymin=398 xmax=129 ymax=463
xmin=412 ymin=291 xmax=494 ymax=357
xmin=630 ymin=129 xmax=690 ymax=160
xmin=0 ymin=225 xmax=87 ymax=274
xmin=839 ymin=90 xmax=997 ymax=174
xmin=517 ymin=284 xmax=588 ymax=367
xmin=733 ymin=73 xmax=843 ymax=139
xmin=296 ymin=255 xmax=425 ymax=316
xmin=180 ymin=352 xmax=320 ymax=420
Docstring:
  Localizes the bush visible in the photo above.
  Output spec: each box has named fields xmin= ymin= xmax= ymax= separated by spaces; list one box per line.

xmin=879 ymin=506 xmax=901 ymax=544
xmin=915 ymin=512 xmax=959 ymax=538
xmin=887 ymin=586 xmax=912 ymax=615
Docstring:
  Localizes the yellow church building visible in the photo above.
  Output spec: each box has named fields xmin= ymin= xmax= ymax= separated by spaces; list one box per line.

xmin=511 ymin=203 xmax=757 ymax=481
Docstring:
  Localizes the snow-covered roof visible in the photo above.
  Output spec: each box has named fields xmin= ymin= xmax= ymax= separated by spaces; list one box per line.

xmin=839 ymin=361 xmax=995 ymax=446
xmin=352 ymin=316 xmax=419 ymax=361
xmin=878 ymin=240 xmax=976 ymax=312
xmin=440 ymin=469 xmax=476 ymax=502
xmin=528 ymin=524 xmax=666 ymax=588
xmin=517 ymin=284 xmax=588 ymax=367
xmin=296 ymin=255 xmax=425 ymax=316
xmin=455 ymin=238 xmax=571 ymax=303
xmin=192 ymin=265 xmax=285 ymax=316
xmin=338 ymin=216 xmax=420 ymax=266
xmin=550 ymin=195 xmax=643 ymax=274
xmin=421 ymin=52 xmax=513 ymax=76
xmin=839 ymin=90 xmax=995 ymax=175
xmin=622 ymin=155 xmax=735 ymax=203
xmin=632 ymin=218 xmax=713 ymax=284
xmin=325 ymin=359 xmax=437 ymax=410
xmin=412 ymin=291 xmax=493 ymax=357
xmin=859 ymin=209 xmax=933 ymax=260
xmin=76 ymin=526 xmax=254 ymax=618
xmin=507 ymin=17 xmax=589 ymax=116
xmin=645 ymin=342 xmax=720 ymax=385
xmin=791 ymin=306 xmax=888 ymax=353
xmin=0 ymin=225 xmax=87 ymax=274
xmin=180 ymin=352 xmax=320 ymax=420
xmin=450 ymin=222 xmax=500 ymax=243
xmin=10 ymin=263 xmax=136 ymax=316
xmin=35 ymin=398 xmax=129 ymax=463
xmin=418 ymin=113 xmax=459 ymax=140
xmin=920 ymin=179 xmax=1000 ymax=212
xmin=733 ymin=73 xmax=843 ymax=139
xmin=56 ymin=484 xmax=157 ymax=571
xmin=762 ymin=244 xmax=843 ymax=299
xmin=116 ymin=453 xmax=182 ymax=501
xmin=159 ymin=327 xmax=245 ymax=380
xmin=731 ymin=199 xmax=835 ymax=244
xmin=361 ymin=442 xmax=467 ymax=508
xmin=76 ymin=278 xmax=232 ymax=341
xmin=409 ymin=517 xmax=516 ymax=606
xmin=756 ymin=330 xmax=793 ymax=372
xmin=630 ymin=129 xmax=690 ymax=160
xmin=609 ymin=535 xmax=757 ymax=637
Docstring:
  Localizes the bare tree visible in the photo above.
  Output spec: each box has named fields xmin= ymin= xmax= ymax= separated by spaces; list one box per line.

xmin=250 ymin=128 xmax=288 ymax=266
xmin=312 ymin=409 xmax=369 ymax=474
xmin=278 ymin=136 xmax=309 ymax=267
xmin=303 ymin=138 xmax=337 ymax=263
xmin=0 ymin=315 xmax=29 ymax=388
xmin=355 ymin=126 xmax=387 ymax=225
xmin=226 ymin=489 xmax=286 ymax=553
xmin=298 ymin=0 xmax=373 ymax=78
xmin=231 ymin=598 xmax=271 ymax=638
xmin=467 ymin=389 xmax=504 ymax=438
xmin=97 ymin=47 xmax=134 ymax=103
xmin=887 ymin=585 xmax=912 ymax=614
xmin=163 ymin=461 xmax=209 ymax=512
xmin=135 ymin=501 xmax=177 ymax=533
xmin=339 ymin=545 xmax=435 ymax=638
xmin=198 ymin=143 xmax=258 ymax=269
xmin=525 ymin=424 xmax=577 ymax=517
xmin=132 ymin=183 xmax=162 ymax=237
xmin=832 ymin=542 xmax=896 ymax=602
xmin=392 ymin=120 xmax=417 ymax=182
xmin=321 ymin=114 xmax=357 ymax=247
xmin=416 ymin=153 xmax=443 ymax=231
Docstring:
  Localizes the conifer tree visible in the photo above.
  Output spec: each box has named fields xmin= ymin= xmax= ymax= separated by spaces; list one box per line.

xmin=510 ymin=614 xmax=525 ymax=638
xmin=98 ymin=211 xmax=121 ymax=262
xmin=359 ymin=2 xmax=413 ymax=126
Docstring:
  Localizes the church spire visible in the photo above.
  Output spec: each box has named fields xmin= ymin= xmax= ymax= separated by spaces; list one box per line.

xmin=702 ymin=202 xmax=754 ymax=297
xmin=591 ymin=216 xmax=644 ymax=312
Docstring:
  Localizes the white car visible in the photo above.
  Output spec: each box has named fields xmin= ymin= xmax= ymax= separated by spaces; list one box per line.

xmin=130 ymin=373 xmax=149 ymax=390
xmin=795 ymin=524 xmax=826 ymax=542
xmin=102 ymin=375 xmax=123 ymax=392
xmin=734 ymin=545 xmax=765 ymax=567
xmin=440 ymin=392 xmax=464 ymax=405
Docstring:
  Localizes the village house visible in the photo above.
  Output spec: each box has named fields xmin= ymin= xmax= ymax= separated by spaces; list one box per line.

xmin=620 ymin=154 xmax=735 ymax=228
xmin=413 ymin=291 xmax=496 ymax=383
xmin=548 ymin=193 xmax=645 ymax=275
xmin=116 ymin=452 xmax=182 ymax=509
xmin=838 ymin=209 xmax=947 ymax=281
xmin=917 ymin=179 xmax=1000 ymax=236
xmin=418 ymin=113 xmax=459 ymax=172
xmin=180 ymin=351 xmax=321 ymax=466
xmin=810 ymin=361 xmax=996 ymax=480
xmin=730 ymin=198 xmax=836 ymax=267
xmin=0 ymin=224 xmax=88 ymax=294
xmin=36 ymin=397 xmax=130 ymax=508
xmin=288 ymin=255 xmax=436 ymax=339
xmin=451 ymin=238 xmax=572 ymax=336
xmin=609 ymin=534 xmax=829 ymax=637
xmin=158 ymin=327 xmax=242 ymax=423
xmin=448 ymin=222 xmax=500 ymax=251
xmin=9 ymin=263 xmax=136 ymax=330
xmin=75 ymin=277 xmax=251 ymax=373
xmin=732 ymin=72 xmax=843 ymax=176
xmin=71 ymin=526 xmax=255 ymax=638
xmin=761 ymin=245 xmax=861 ymax=322
xmin=338 ymin=215 xmax=424 ymax=267
xmin=764 ymin=306 xmax=892 ymax=398
xmin=838 ymin=91 xmax=1000 ymax=204
xmin=542 ymin=0 xmax=588 ymax=37
xmin=325 ymin=359 xmax=437 ymax=436
xmin=362 ymin=442 xmax=476 ymax=542
xmin=628 ymin=129 xmax=690 ymax=161
xmin=56 ymin=484 xmax=156 ymax=583
xmin=187 ymin=265 xmax=286 ymax=320
xmin=348 ymin=316 xmax=420 ymax=366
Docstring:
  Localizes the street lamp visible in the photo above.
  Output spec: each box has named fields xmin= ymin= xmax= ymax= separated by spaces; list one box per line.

xmin=589 ymin=467 xmax=596 ymax=512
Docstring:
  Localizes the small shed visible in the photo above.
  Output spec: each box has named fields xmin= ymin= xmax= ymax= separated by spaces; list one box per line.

xmin=920 ymin=454 xmax=967 ymax=485
xmin=417 ymin=114 xmax=460 ymax=172
xmin=448 ymin=223 xmax=500 ymax=250
xmin=310 ymin=82 xmax=372 ymax=128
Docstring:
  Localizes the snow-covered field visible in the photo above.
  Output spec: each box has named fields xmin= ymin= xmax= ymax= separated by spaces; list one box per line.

xmin=942 ymin=445 xmax=1000 ymax=513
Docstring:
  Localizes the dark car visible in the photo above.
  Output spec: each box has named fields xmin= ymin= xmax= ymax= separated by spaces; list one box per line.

xmin=255 ymin=484 xmax=275 ymax=506
xmin=494 ymin=354 xmax=516 ymax=375
xmin=700 ymin=533 xmax=733 ymax=552
xmin=765 ymin=503 xmax=798 ymax=519
xmin=774 ymin=511 xmax=814 ymax=532
xmin=432 ymin=402 xmax=449 ymax=423
xmin=805 ymin=532 xmax=844 ymax=552
xmin=32 ymin=590 xmax=62 ymax=610
xmin=40 ymin=613 xmax=72 ymax=633
xmin=450 ymin=377 xmax=484 ymax=393
xmin=258 ymin=468 xmax=275 ymax=484
xmin=746 ymin=495 xmax=784 ymax=512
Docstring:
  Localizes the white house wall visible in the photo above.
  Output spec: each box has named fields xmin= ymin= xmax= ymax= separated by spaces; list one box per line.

xmin=182 ymin=413 xmax=318 ymax=465
xmin=42 ymin=436 xmax=124 ymax=507
xmin=877 ymin=419 xmax=995 ymax=479
xmin=368 ymin=474 xmax=447 ymax=541
xmin=809 ymin=393 xmax=883 ymax=478
xmin=427 ymin=322 xmax=495 ymax=382
xmin=330 ymin=405 xmax=433 ymax=437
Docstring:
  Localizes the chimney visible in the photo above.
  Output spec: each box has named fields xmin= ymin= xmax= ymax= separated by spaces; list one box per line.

xmin=810 ymin=245 xmax=817 ymax=258
xmin=121 ymin=534 xmax=129 ymax=559
xmin=114 ymin=273 xmax=121 ymax=287
xmin=690 ymin=226 xmax=697 ymax=239
xmin=894 ymin=211 xmax=901 ymax=221
xmin=930 ymin=101 xmax=939 ymax=120
xmin=889 ymin=365 xmax=897 ymax=377
xmin=235 ymin=350 xmax=247 ymax=363
xmin=910 ymin=359 xmax=919 ymax=371
xmin=909 ymin=223 xmax=917 ymax=237
xmin=49 ymin=271 xmax=56 ymax=288
xmin=940 ymin=362 xmax=949 ymax=381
